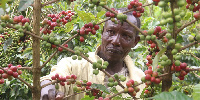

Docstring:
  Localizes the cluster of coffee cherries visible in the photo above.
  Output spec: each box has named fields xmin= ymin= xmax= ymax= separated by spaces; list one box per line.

xmin=140 ymin=26 xmax=164 ymax=66
xmin=160 ymin=8 xmax=184 ymax=29
xmin=72 ymin=46 xmax=89 ymax=60
xmin=42 ymin=33 xmax=69 ymax=52
xmin=78 ymin=22 xmax=100 ymax=42
xmin=193 ymin=10 xmax=200 ymax=20
xmin=41 ymin=10 xmax=75 ymax=35
xmin=127 ymin=0 xmax=144 ymax=17
xmin=156 ymin=0 xmax=185 ymax=8
xmin=0 ymin=64 xmax=23 ymax=84
xmin=75 ymin=81 xmax=92 ymax=91
xmin=186 ymin=0 xmax=200 ymax=12
xmin=73 ymin=81 xmax=93 ymax=93
xmin=74 ymin=80 xmax=107 ymax=99
xmin=51 ymin=73 xmax=77 ymax=86
xmin=105 ymin=8 xmax=125 ymax=24
xmin=152 ymin=0 xmax=160 ymax=6
xmin=0 ymin=14 xmax=31 ymax=41
xmin=171 ymin=62 xmax=190 ymax=80
xmin=146 ymin=55 xmax=154 ymax=67
xmin=106 ymin=77 xmax=119 ymax=87
xmin=187 ymin=33 xmax=200 ymax=45
xmin=88 ymin=0 xmax=106 ymax=12
xmin=141 ymin=68 xmax=161 ymax=97
xmin=86 ymin=88 xmax=105 ymax=99
xmin=94 ymin=97 xmax=110 ymax=100
xmin=146 ymin=26 xmax=162 ymax=49
xmin=142 ymin=69 xmax=161 ymax=86
xmin=105 ymin=8 xmax=118 ymax=18
xmin=50 ymin=73 xmax=106 ymax=99
xmin=140 ymin=26 xmax=162 ymax=40
xmin=89 ymin=0 xmax=106 ymax=6
xmin=124 ymin=79 xmax=140 ymax=97
xmin=92 ymin=59 xmax=109 ymax=75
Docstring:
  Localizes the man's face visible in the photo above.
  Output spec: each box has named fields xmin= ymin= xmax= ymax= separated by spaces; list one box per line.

xmin=101 ymin=15 xmax=140 ymax=62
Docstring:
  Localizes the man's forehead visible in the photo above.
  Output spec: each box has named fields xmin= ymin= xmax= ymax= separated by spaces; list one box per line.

xmin=105 ymin=15 xmax=137 ymax=28
xmin=105 ymin=17 xmax=137 ymax=30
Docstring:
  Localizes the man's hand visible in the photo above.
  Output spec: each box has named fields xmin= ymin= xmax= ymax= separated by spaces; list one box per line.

xmin=42 ymin=89 xmax=64 ymax=100
xmin=41 ymin=80 xmax=64 ymax=100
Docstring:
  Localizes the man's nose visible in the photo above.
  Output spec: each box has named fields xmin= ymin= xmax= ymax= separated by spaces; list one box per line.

xmin=111 ymin=34 xmax=120 ymax=46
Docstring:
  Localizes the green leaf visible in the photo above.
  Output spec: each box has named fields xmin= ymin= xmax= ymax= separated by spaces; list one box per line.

xmin=22 ymin=47 xmax=32 ymax=55
xmin=18 ymin=0 xmax=34 ymax=12
xmin=192 ymin=84 xmax=200 ymax=100
xmin=169 ymin=85 xmax=176 ymax=92
xmin=154 ymin=6 xmax=162 ymax=20
xmin=148 ymin=91 xmax=192 ymax=100
xmin=74 ymin=4 xmax=78 ymax=12
xmin=65 ymin=18 xmax=77 ymax=32
xmin=81 ymin=95 xmax=95 ymax=100
xmin=155 ymin=39 xmax=163 ymax=50
xmin=133 ymin=46 xmax=147 ymax=52
xmin=176 ymin=35 xmax=184 ymax=43
xmin=91 ymin=83 xmax=109 ymax=94
xmin=3 ymin=38 xmax=12 ymax=52
xmin=97 ymin=10 xmax=106 ymax=18
xmin=148 ymin=19 xmax=159 ymax=29
xmin=152 ymin=47 xmax=166 ymax=71
xmin=44 ymin=5 xmax=53 ymax=9
xmin=0 ymin=0 xmax=7 ymax=10
xmin=184 ymin=12 xmax=192 ymax=20
xmin=141 ymin=17 xmax=153 ymax=29
xmin=77 ymin=11 xmax=95 ymax=23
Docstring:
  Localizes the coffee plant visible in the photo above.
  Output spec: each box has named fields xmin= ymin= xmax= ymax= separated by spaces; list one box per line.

xmin=0 ymin=0 xmax=200 ymax=100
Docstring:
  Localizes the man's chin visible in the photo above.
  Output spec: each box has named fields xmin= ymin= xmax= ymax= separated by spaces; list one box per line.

xmin=107 ymin=50 xmax=122 ymax=56
xmin=106 ymin=52 xmax=123 ymax=60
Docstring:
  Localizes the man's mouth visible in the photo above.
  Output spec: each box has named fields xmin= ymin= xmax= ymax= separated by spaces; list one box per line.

xmin=106 ymin=48 xmax=122 ymax=54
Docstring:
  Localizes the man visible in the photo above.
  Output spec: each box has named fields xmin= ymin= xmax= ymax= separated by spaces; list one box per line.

xmin=40 ymin=8 xmax=145 ymax=100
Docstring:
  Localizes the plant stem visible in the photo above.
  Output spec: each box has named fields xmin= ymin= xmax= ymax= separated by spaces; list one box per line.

xmin=176 ymin=19 xmax=199 ymax=34
xmin=40 ymin=33 xmax=79 ymax=68
xmin=184 ymin=52 xmax=200 ymax=61
xmin=97 ymin=17 xmax=111 ymax=25
xmin=41 ymin=79 xmax=75 ymax=88
xmin=63 ymin=91 xmax=86 ymax=99
xmin=18 ymin=67 xmax=32 ymax=70
xmin=32 ymin=0 xmax=42 ymax=99
xmin=109 ymin=90 xmax=125 ymax=99
xmin=170 ymin=1 xmax=176 ymax=39
xmin=158 ymin=30 xmax=167 ymax=39
xmin=42 ymin=0 xmax=60 ymax=7
xmin=179 ymin=41 xmax=198 ymax=52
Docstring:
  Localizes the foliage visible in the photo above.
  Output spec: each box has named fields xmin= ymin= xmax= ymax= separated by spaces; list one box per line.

xmin=148 ymin=91 xmax=192 ymax=100
xmin=0 ymin=0 xmax=200 ymax=99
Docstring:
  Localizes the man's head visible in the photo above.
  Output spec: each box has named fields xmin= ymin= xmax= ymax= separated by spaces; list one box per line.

xmin=100 ymin=8 xmax=140 ymax=62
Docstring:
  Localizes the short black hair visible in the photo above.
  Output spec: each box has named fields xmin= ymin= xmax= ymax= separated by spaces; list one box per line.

xmin=104 ymin=8 xmax=141 ymax=36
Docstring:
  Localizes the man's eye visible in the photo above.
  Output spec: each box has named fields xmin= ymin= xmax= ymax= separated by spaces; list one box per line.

xmin=122 ymin=34 xmax=131 ymax=39
xmin=107 ymin=30 xmax=114 ymax=35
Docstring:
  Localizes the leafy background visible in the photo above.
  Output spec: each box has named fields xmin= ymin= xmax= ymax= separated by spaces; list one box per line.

xmin=0 ymin=0 xmax=200 ymax=99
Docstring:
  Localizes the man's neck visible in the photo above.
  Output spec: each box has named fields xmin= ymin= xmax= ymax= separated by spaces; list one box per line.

xmin=97 ymin=50 xmax=124 ymax=75
xmin=105 ymin=61 xmax=124 ymax=75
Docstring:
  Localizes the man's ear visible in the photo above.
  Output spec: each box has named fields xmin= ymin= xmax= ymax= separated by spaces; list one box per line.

xmin=132 ymin=35 xmax=140 ymax=48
